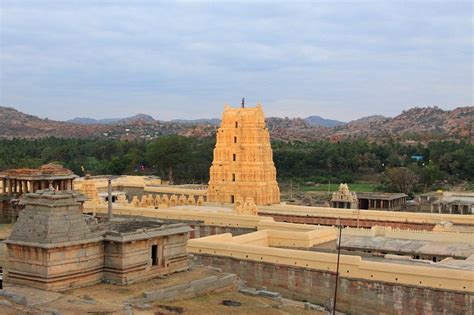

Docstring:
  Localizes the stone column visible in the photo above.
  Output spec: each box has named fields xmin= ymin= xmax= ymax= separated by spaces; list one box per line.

xmin=13 ymin=179 xmax=17 ymax=194
xmin=2 ymin=178 xmax=6 ymax=194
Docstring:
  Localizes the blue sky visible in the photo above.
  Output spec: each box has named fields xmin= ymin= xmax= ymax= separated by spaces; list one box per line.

xmin=1 ymin=1 xmax=472 ymax=121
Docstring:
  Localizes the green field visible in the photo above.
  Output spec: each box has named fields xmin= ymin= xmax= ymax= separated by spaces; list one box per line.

xmin=302 ymin=182 xmax=378 ymax=192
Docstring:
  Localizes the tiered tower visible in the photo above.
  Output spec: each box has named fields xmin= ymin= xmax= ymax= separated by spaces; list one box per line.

xmin=207 ymin=104 xmax=280 ymax=205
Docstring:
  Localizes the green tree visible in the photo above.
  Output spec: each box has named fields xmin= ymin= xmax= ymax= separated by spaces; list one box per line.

xmin=382 ymin=167 xmax=419 ymax=195
xmin=145 ymin=135 xmax=192 ymax=184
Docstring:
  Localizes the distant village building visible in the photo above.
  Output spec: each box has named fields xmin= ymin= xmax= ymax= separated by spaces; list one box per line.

xmin=5 ymin=189 xmax=192 ymax=291
xmin=430 ymin=195 xmax=474 ymax=215
xmin=207 ymin=104 xmax=280 ymax=205
xmin=356 ymin=192 xmax=407 ymax=210
xmin=330 ymin=183 xmax=407 ymax=211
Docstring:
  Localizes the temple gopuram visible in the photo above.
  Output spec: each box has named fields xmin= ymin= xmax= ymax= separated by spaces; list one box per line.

xmin=207 ymin=103 xmax=280 ymax=205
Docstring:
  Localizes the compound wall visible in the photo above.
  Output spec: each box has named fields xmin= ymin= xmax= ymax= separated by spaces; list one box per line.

xmin=193 ymin=254 xmax=473 ymax=314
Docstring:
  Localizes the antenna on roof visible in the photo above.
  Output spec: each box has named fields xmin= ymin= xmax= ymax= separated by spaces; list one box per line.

xmin=241 ymin=97 xmax=245 ymax=108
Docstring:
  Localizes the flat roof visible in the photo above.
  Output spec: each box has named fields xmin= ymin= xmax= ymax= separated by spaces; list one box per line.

xmin=104 ymin=219 xmax=193 ymax=242
xmin=433 ymin=196 xmax=474 ymax=204
xmin=340 ymin=235 xmax=474 ymax=259
xmin=357 ymin=192 xmax=407 ymax=200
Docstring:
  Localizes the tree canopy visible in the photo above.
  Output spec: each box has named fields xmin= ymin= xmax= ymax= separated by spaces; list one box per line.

xmin=0 ymin=137 xmax=471 ymax=194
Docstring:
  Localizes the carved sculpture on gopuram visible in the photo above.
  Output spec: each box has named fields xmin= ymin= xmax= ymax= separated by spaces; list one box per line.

xmin=207 ymin=103 xmax=280 ymax=205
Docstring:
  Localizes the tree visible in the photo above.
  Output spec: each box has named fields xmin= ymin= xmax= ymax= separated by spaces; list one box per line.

xmin=145 ymin=135 xmax=192 ymax=184
xmin=382 ymin=167 xmax=419 ymax=195
xmin=418 ymin=162 xmax=442 ymax=189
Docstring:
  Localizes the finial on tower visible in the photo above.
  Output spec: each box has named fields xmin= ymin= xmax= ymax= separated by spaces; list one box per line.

xmin=241 ymin=97 xmax=245 ymax=108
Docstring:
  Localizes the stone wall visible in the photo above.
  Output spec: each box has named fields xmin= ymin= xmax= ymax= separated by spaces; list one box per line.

xmin=189 ymin=224 xmax=255 ymax=239
xmin=103 ymin=233 xmax=189 ymax=285
xmin=136 ymin=273 xmax=238 ymax=303
xmin=193 ymin=254 xmax=473 ymax=314
xmin=262 ymin=212 xmax=436 ymax=230
xmin=7 ymin=242 xmax=104 ymax=291
xmin=258 ymin=204 xmax=474 ymax=226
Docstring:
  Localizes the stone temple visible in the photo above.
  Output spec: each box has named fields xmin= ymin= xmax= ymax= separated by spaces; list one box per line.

xmin=207 ymin=104 xmax=280 ymax=205
xmin=5 ymin=189 xmax=191 ymax=291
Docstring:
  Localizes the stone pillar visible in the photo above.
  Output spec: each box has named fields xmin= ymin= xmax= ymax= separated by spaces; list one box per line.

xmin=9 ymin=179 xmax=13 ymax=196
xmin=18 ymin=180 xmax=23 ymax=194
xmin=13 ymin=179 xmax=17 ymax=194
xmin=2 ymin=178 xmax=6 ymax=194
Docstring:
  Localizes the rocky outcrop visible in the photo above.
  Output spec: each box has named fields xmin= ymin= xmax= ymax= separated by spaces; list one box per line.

xmin=1 ymin=105 xmax=472 ymax=142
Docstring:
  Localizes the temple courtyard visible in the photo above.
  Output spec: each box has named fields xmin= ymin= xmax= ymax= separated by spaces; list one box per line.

xmin=0 ymin=266 xmax=320 ymax=314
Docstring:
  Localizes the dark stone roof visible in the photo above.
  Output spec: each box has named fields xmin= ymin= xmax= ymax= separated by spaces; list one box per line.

xmin=6 ymin=189 xmax=101 ymax=247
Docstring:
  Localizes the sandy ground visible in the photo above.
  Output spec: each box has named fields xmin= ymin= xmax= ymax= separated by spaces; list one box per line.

xmin=0 ymin=267 xmax=324 ymax=315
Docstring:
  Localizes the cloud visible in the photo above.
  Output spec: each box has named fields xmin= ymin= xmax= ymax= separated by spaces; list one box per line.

xmin=1 ymin=1 xmax=472 ymax=120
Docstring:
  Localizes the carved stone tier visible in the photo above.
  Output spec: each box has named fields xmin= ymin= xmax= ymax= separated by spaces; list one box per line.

xmin=207 ymin=104 xmax=280 ymax=205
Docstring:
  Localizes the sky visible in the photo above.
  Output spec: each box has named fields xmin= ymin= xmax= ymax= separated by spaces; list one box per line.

xmin=1 ymin=1 xmax=472 ymax=122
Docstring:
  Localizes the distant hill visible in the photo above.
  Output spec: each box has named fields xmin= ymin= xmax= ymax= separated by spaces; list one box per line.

xmin=0 ymin=106 xmax=107 ymax=139
xmin=1 ymin=105 xmax=472 ymax=142
xmin=68 ymin=114 xmax=155 ymax=125
xmin=171 ymin=118 xmax=221 ymax=126
xmin=303 ymin=115 xmax=346 ymax=127
xmin=331 ymin=107 xmax=473 ymax=141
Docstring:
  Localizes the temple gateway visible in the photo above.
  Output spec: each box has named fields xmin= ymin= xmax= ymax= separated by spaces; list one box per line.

xmin=207 ymin=104 xmax=280 ymax=205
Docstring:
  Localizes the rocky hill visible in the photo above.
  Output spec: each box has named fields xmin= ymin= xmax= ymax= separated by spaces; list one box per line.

xmin=0 ymin=106 xmax=472 ymax=142
xmin=0 ymin=107 xmax=107 ymax=139
xmin=303 ymin=115 xmax=346 ymax=127
xmin=331 ymin=106 xmax=473 ymax=141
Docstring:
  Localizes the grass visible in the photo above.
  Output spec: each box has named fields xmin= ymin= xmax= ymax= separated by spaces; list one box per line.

xmin=301 ymin=182 xmax=378 ymax=192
